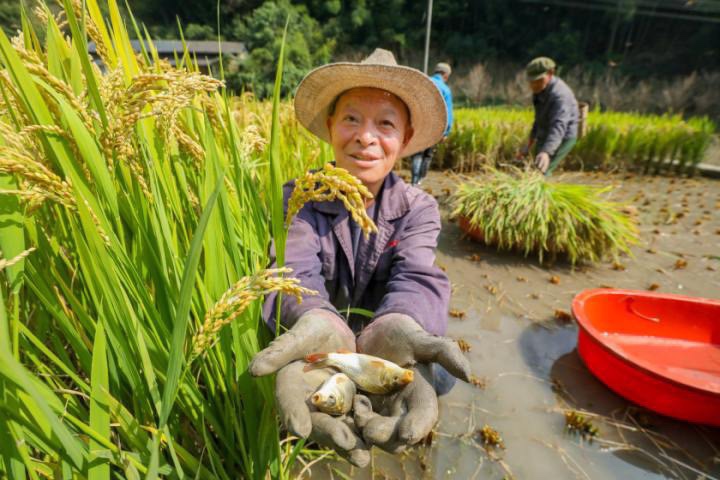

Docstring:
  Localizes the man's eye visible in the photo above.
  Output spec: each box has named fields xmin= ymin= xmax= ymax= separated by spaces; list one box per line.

xmin=381 ymin=120 xmax=395 ymax=128
xmin=344 ymin=115 xmax=358 ymax=123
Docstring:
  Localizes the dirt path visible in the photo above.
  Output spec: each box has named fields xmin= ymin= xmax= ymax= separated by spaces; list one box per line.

xmin=305 ymin=170 xmax=720 ymax=480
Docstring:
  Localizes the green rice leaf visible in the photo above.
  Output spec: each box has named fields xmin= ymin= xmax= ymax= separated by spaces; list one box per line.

xmin=160 ymin=169 xmax=226 ymax=427
xmin=268 ymin=19 xmax=289 ymax=267
xmin=0 ymin=175 xmax=25 ymax=293
xmin=88 ymin=322 xmax=110 ymax=480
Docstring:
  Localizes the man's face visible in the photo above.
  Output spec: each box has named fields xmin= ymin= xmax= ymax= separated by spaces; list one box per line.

xmin=327 ymin=87 xmax=413 ymax=197
xmin=529 ymin=73 xmax=552 ymax=94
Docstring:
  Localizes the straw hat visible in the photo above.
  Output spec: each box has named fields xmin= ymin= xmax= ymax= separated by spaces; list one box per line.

xmin=294 ymin=48 xmax=447 ymax=157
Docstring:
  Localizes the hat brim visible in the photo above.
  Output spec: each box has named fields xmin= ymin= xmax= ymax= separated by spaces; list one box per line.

xmin=294 ymin=63 xmax=447 ymax=157
xmin=527 ymin=71 xmax=549 ymax=81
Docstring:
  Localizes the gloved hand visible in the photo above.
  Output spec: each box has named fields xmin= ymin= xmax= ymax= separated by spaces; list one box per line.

xmin=354 ymin=313 xmax=471 ymax=452
xmin=516 ymin=144 xmax=530 ymax=160
xmin=249 ymin=309 xmax=370 ymax=467
xmin=535 ymin=151 xmax=550 ymax=173
xmin=352 ymin=365 xmax=438 ymax=453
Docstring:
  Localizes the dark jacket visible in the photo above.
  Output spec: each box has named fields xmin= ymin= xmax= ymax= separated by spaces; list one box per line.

xmin=531 ymin=76 xmax=578 ymax=156
xmin=263 ymin=171 xmax=450 ymax=336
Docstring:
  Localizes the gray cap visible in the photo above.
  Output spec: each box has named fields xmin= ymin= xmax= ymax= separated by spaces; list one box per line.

xmin=433 ymin=62 xmax=451 ymax=76
xmin=526 ymin=57 xmax=556 ymax=81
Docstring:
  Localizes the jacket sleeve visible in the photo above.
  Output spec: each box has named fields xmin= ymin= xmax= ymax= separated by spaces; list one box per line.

xmin=262 ymin=183 xmax=339 ymax=333
xmin=373 ymin=194 xmax=450 ymax=336
xmin=444 ymin=86 xmax=454 ymax=136
xmin=530 ymin=118 xmax=538 ymax=140
xmin=538 ymin=93 xmax=573 ymax=156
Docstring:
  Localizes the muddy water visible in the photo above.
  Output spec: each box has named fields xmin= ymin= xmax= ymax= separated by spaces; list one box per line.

xmin=302 ymin=171 xmax=720 ymax=479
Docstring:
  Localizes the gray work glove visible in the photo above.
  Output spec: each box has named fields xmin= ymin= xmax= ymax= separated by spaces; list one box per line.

xmin=352 ymin=365 xmax=438 ymax=453
xmin=249 ymin=309 xmax=370 ymax=467
xmin=355 ymin=313 xmax=471 ymax=452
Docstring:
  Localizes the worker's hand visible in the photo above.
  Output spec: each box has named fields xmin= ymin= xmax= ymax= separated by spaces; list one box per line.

xmin=354 ymin=314 xmax=471 ymax=452
xmin=357 ymin=314 xmax=471 ymax=380
xmin=249 ymin=309 xmax=355 ymax=376
xmin=535 ymin=152 xmax=550 ymax=173
xmin=352 ymin=365 xmax=438 ymax=453
xmin=275 ymin=361 xmax=370 ymax=467
xmin=249 ymin=310 xmax=370 ymax=467
xmin=515 ymin=144 xmax=530 ymax=160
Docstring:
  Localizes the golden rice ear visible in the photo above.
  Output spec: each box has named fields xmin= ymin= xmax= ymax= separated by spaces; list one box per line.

xmin=402 ymin=370 xmax=414 ymax=383
xmin=311 ymin=393 xmax=322 ymax=404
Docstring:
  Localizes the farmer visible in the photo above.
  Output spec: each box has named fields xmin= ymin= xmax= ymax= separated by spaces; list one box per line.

xmin=410 ymin=62 xmax=454 ymax=185
xmin=517 ymin=56 xmax=579 ymax=176
xmin=249 ymin=49 xmax=471 ymax=467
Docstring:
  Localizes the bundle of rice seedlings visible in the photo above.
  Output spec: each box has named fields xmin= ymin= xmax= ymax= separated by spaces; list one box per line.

xmin=450 ymin=168 xmax=639 ymax=264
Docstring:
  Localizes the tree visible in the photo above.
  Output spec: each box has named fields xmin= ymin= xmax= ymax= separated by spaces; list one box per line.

xmin=226 ymin=0 xmax=335 ymax=97
xmin=0 ymin=0 xmax=21 ymax=36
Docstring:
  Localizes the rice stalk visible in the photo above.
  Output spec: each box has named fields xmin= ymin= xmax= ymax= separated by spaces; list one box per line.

xmin=0 ymin=0 xmax=308 ymax=477
xmin=69 ymin=0 xmax=113 ymax=67
xmin=33 ymin=2 xmax=69 ymax=31
xmin=435 ymin=107 xmax=715 ymax=175
xmin=287 ymin=163 xmax=378 ymax=237
xmin=0 ymin=134 xmax=77 ymax=209
xmin=192 ymin=267 xmax=318 ymax=356
xmin=0 ymin=248 xmax=36 ymax=271
xmin=10 ymin=33 xmax=95 ymax=132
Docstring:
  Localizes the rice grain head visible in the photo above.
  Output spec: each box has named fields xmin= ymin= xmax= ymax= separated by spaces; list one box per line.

xmin=286 ymin=163 xmax=378 ymax=237
xmin=0 ymin=247 xmax=36 ymax=271
xmin=192 ymin=267 xmax=318 ymax=356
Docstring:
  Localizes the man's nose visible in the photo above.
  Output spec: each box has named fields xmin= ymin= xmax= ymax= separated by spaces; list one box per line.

xmin=356 ymin=122 xmax=378 ymax=146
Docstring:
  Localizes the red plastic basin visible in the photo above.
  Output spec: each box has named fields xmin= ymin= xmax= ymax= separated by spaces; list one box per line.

xmin=572 ymin=289 xmax=720 ymax=426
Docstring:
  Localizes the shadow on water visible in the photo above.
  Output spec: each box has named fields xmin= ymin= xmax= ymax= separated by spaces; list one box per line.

xmin=515 ymin=319 xmax=720 ymax=479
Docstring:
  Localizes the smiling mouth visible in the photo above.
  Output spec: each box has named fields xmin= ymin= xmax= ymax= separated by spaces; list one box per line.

xmin=350 ymin=154 xmax=381 ymax=162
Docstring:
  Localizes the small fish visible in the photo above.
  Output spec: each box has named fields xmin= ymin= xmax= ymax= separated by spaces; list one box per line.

xmin=304 ymin=350 xmax=414 ymax=394
xmin=311 ymin=373 xmax=356 ymax=415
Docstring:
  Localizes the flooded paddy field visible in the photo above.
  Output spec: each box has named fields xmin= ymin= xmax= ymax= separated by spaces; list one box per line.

xmin=301 ymin=171 xmax=720 ymax=480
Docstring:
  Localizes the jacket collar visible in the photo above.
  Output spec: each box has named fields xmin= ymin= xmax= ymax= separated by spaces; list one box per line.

xmin=534 ymin=76 xmax=558 ymax=101
xmin=312 ymin=170 xmax=410 ymax=222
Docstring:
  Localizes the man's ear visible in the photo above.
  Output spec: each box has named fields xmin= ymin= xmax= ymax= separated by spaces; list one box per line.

xmin=403 ymin=126 xmax=414 ymax=147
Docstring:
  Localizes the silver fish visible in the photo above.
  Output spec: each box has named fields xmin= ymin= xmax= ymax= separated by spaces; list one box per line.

xmin=304 ymin=350 xmax=414 ymax=394
xmin=311 ymin=373 xmax=356 ymax=415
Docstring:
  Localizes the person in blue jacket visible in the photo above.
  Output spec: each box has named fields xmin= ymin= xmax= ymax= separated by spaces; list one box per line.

xmin=410 ymin=62 xmax=453 ymax=185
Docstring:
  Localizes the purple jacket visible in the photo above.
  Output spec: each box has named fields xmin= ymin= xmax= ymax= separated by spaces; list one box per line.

xmin=263 ymin=171 xmax=450 ymax=336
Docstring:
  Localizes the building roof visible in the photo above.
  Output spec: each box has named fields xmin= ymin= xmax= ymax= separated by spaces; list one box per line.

xmin=88 ymin=39 xmax=246 ymax=56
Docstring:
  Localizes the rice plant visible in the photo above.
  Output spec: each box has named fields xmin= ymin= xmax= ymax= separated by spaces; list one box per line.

xmin=0 ymin=1 xmax=320 ymax=478
xmin=450 ymin=168 xmax=639 ymax=264
xmin=435 ymin=107 xmax=715 ymax=175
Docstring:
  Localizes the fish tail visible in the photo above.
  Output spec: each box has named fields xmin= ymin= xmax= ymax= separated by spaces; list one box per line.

xmin=303 ymin=353 xmax=329 ymax=372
